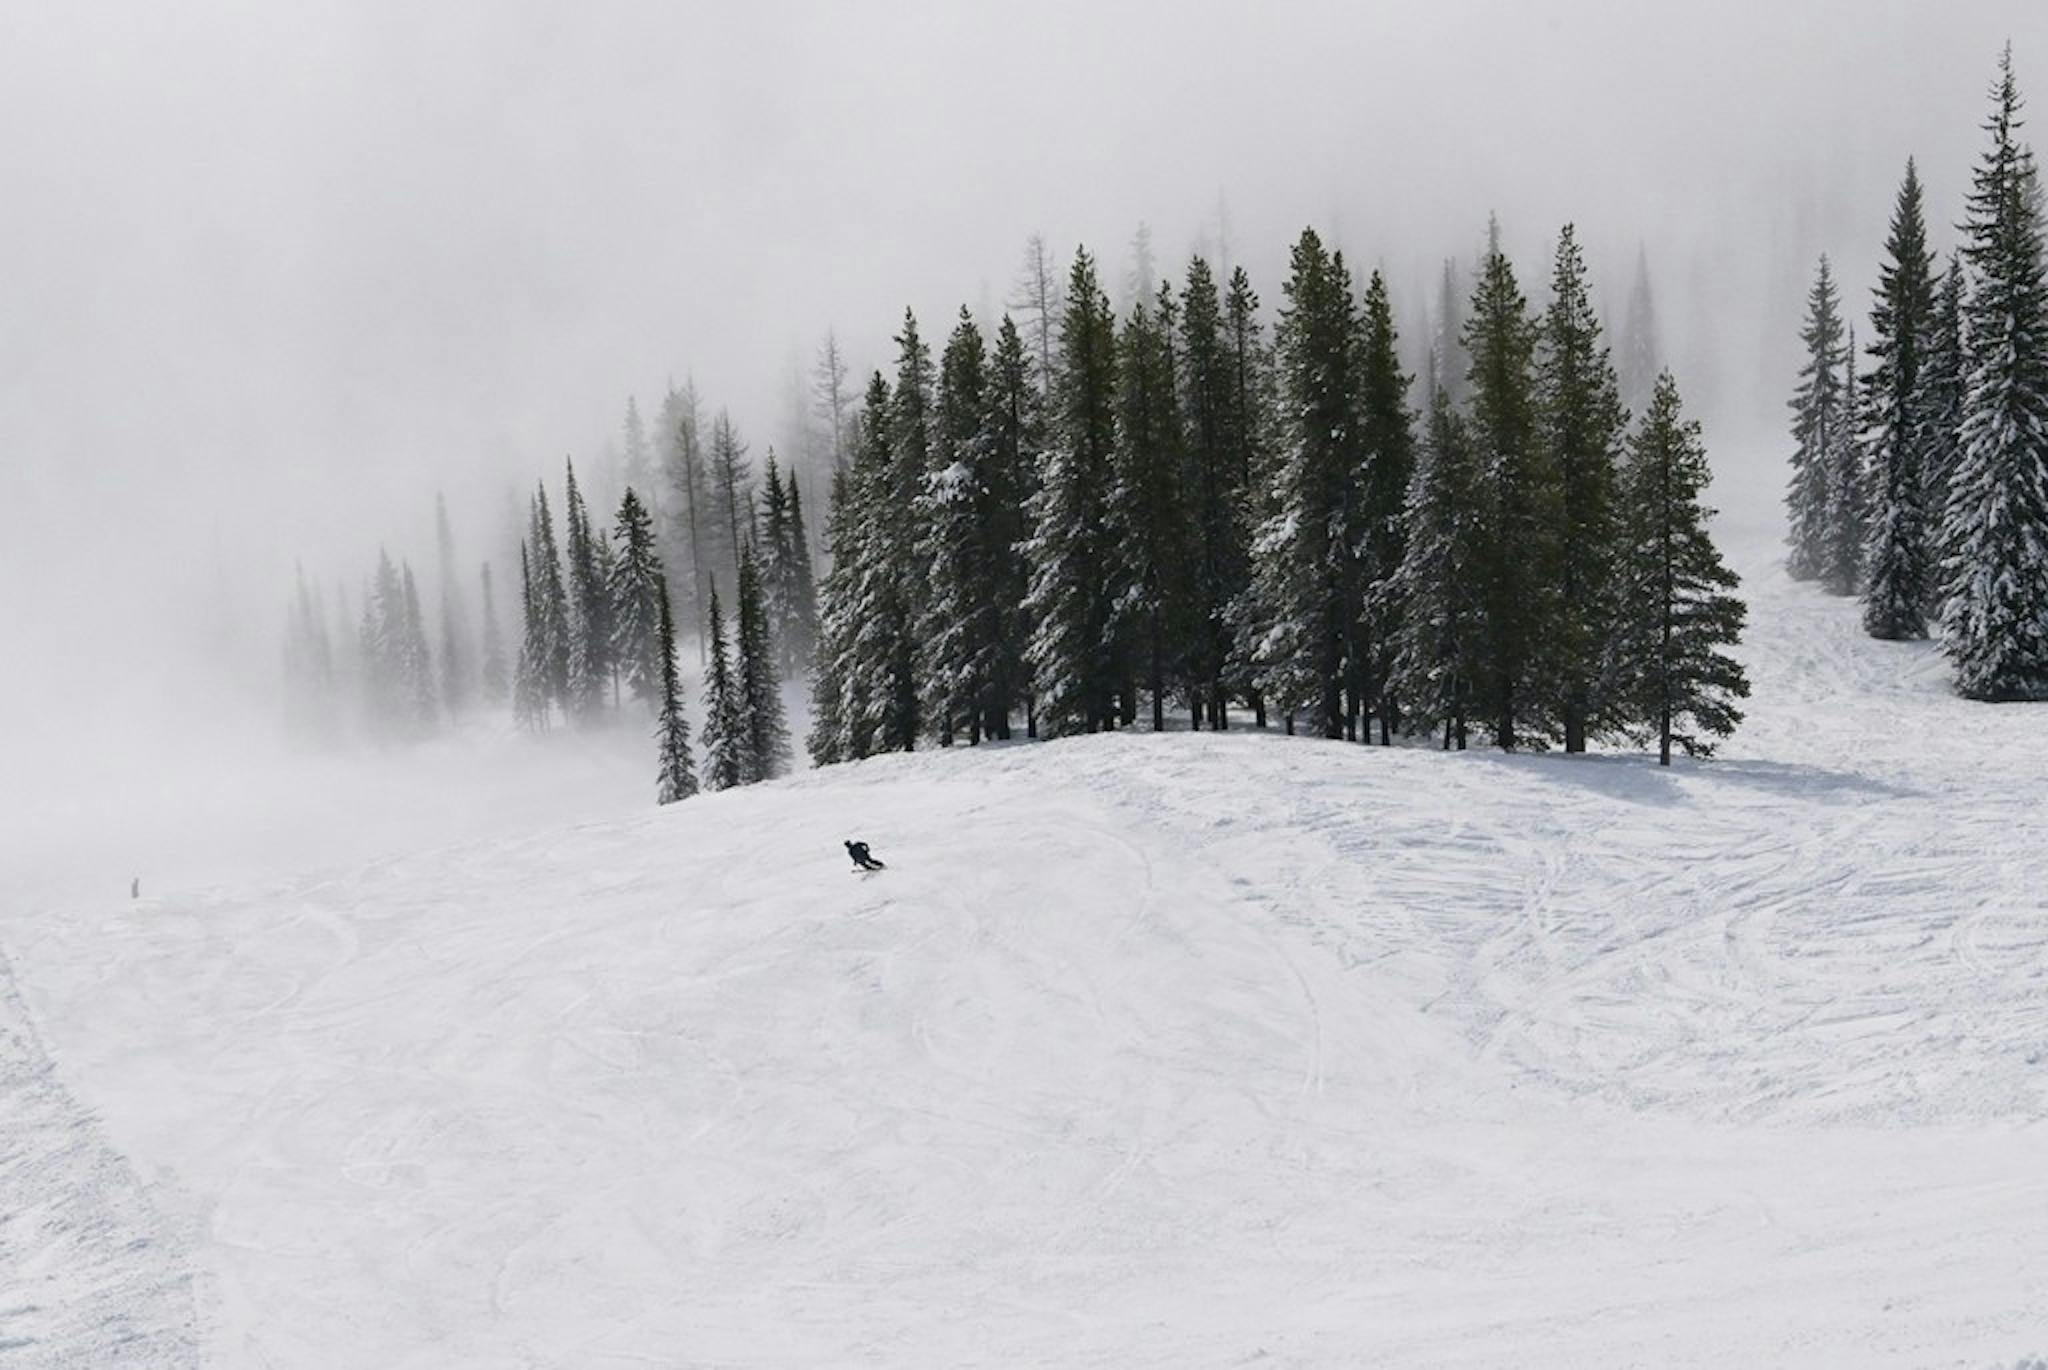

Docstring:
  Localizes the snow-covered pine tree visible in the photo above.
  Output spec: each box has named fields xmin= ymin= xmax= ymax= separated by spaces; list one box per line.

xmin=1176 ymin=255 xmax=1248 ymax=730
xmin=1356 ymin=268 xmax=1418 ymax=745
xmin=1111 ymin=284 xmax=1196 ymax=732
xmin=1786 ymin=257 xmax=1847 ymax=582
xmin=734 ymin=542 xmax=792 ymax=782
xmin=609 ymin=487 xmax=666 ymax=709
xmin=434 ymin=493 xmax=470 ymax=717
xmin=1942 ymin=46 xmax=2048 ymax=700
xmin=479 ymin=560 xmax=509 ymax=704
xmin=1390 ymin=390 xmax=1485 ymax=750
xmin=1463 ymin=228 xmax=1555 ymax=750
xmin=1861 ymin=159 xmax=1940 ymax=640
xmin=806 ymin=465 xmax=858 ymax=766
xmin=707 ymin=410 xmax=753 ymax=610
xmin=529 ymin=484 xmax=572 ymax=711
xmin=1822 ymin=326 xmax=1871 ymax=597
xmin=980 ymin=315 xmax=1038 ymax=740
xmin=917 ymin=309 xmax=995 ymax=744
xmin=1920 ymin=254 xmax=1969 ymax=618
xmin=1025 ymin=248 xmax=1124 ymax=735
xmin=700 ymin=582 xmax=744 ymax=790
xmin=654 ymin=577 xmax=697 ymax=804
xmin=562 ymin=459 xmax=611 ymax=721
xmin=756 ymin=455 xmax=796 ymax=673
xmin=839 ymin=373 xmax=914 ymax=757
xmin=1240 ymin=229 xmax=1363 ymax=740
xmin=1534 ymin=224 xmax=1627 ymax=752
xmin=1222 ymin=265 xmax=1276 ymax=728
xmin=878 ymin=310 xmax=936 ymax=745
xmin=780 ymin=477 xmax=819 ymax=675
xmin=1614 ymin=373 xmax=1749 ymax=763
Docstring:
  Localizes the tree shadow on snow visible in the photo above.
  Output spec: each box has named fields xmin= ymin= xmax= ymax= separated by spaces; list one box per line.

xmin=1453 ymin=748 xmax=1916 ymax=808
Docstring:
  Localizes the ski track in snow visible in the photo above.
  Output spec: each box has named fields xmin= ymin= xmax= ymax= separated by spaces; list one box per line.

xmin=6 ymin=529 xmax=2048 ymax=1368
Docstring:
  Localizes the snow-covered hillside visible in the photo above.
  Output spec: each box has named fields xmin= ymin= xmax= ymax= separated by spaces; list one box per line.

xmin=7 ymin=535 xmax=2048 ymax=1367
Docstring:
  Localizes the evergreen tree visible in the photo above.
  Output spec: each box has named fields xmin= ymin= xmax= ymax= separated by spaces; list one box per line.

xmin=1356 ymin=269 xmax=1419 ymax=744
xmin=1921 ymin=254 xmax=1969 ymax=615
xmin=398 ymin=561 xmax=437 ymax=732
xmin=1535 ymin=225 xmax=1627 ymax=751
xmin=757 ymin=455 xmax=796 ymax=671
xmin=479 ymin=561 xmax=509 ymax=705
xmin=781 ymin=477 xmax=820 ymax=673
xmin=654 ymin=577 xmax=697 ymax=804
xmin=1176 ymin=255 xmax=1248 ymax=729
xmin=840 ymin=374 xmax=916 ymax=755
xmin=1821 ymin=326 xmax=1870 ymax=597
xmin=562 ymin=459 xmax=611 ymax=720
xmin=706 ymin=410 xmax=752 ymax=611
xmin=734 ymin=543 xmax=793 ymax=781
xmin=701 ymin=582 xmax=745 ymax=790
xmin=1430 ymin=257 xmax=1470 ymax=410
xmin=917 ymin=308 xmax=996 ymax=744
xmin=1618 ymin=245 xmax=1663 ymax=419
xmin=609 ymin=487 xmax=666 ymax=709
xmin=1390 ymin=391 xmax=1486 ymax=749
xmin=434 ymin=493 xmax=471 ymax=717
xmin=807 ymin=464 xmax=862 ymax=765
xmin=1942 ymin=46 xmax=2048 ymax=700
xmin=814 ymin=329 xmax=853 ymax=474
xmin=1111 ymin=284 xmax=1196 ymax=731
xmin=621 ymin=396 xmax=653 ymax=500
xmin=529 ymin=484 xmax=571 ymax=710
xmin=363 ymin=551 xmax=407 ymax=732
xmin=1222 ymin=265 xmax=1276 ymax=727
xmin=1025 ymin=247 xmax=1124 ymax=734
xmin=1464 ymin=231 xmax=1555 ymax=750
xmin=513 ymin=542 xmax=551 ymax=731
xmin=1786 ymin=257 xmax=1848 ymax=582
xmin=1861 ymin=159 xmax=1940 ymax=639
xmin=1614 ymin=373 xmax=1749 ymax=763
xmin=658 ymin=382 xmax=710 ymax=646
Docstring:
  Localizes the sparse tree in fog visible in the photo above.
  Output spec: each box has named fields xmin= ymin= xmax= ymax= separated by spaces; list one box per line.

xmin=1821 ymin=326 xmax=1870 ymax=597
xmin=700 ymin=582 xmax=744 ymax=790
xmin=707 ymin=411 xmax=753 ymax=601
xmin=659 ymin=381 xmax=710 ymax=647
xmin=1617 ymin=245 xmax=1663 ymax=418
xmin=1786 ymin=256 xmax=1848 ymax=583
xmin=398 ymin=561 xmax=437 ymax=732
xmin=1024 ymin=247 xmax=1123 ymax=735
xmin=734 ymin=543 xmax=792 ymax=781
xmin=1860 ymin=159 xmax=1940 ymax=640
xmin=653 ymin=578 xmax=696 ymax=804
xmin=1123 ymin=220 xmax=1157 ymax=310
xmin=1613 ymin=373 xmax=1749 ymax=764
xmin=609 ymin=487 xmax=666 ymax=710
xmin=1430 ymin=257 xmax=1470 ymax=410
xmin=478 ymin=561 xmax=508 ymax=704
xmin=621 ymin=397 xmax=652 ymax=506
xmin=513 ymin=544 xmax=550 ymax=731
xmin=1110 ymin=284 xmax=1195 ymax=732
xmin=1390 ymin=390 xmax=1485 ymax=750
xmin=562 ymin=459 xmax=612 ymax=721
xmin=1464 ymin=229 xmax=1553 ymax=750
xmin=1535 ymin=225 xmax=1627 ymax=752
xmin=434 ymin=493 xmax=471 ymax=717
xmin=1941 ymin=45 xmax=2048 ymax=701
xmin=782 ymin=478 xmax=819 ymax=670
xmin=1010 ymin=233 xmax=1060 ymax=400
xmin=528 ymin=483 xmax=572 ymax=712
xmin=813 ymin=330 xmax=852 ymax=474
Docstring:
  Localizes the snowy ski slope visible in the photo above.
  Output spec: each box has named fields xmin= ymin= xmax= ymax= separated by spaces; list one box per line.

xmin=7 ymin=535 xmax=2047 ymax=1367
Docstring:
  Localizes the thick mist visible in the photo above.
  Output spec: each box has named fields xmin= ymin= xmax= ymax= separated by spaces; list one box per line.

xmin=3 ymin=0 xmax=2039 ymax=899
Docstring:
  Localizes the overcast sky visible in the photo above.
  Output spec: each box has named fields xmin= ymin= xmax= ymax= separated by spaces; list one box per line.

xmin=2 ymin=0 xmax=2040 ymax=755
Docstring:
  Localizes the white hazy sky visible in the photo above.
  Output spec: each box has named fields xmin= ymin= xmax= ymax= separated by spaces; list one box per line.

xmin=1 ymin=0 xmax=2040 ymax=754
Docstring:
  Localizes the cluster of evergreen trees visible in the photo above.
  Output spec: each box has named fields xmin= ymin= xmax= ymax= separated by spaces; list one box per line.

xmin=811 ymin=221 xmax=1748 ymax=767
xmin=1788 ymin=47 xmax=2048 ymax=702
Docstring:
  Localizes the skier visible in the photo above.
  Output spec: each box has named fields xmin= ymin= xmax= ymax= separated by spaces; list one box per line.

xmin=844 ymin=839 xmax=885 ymax=872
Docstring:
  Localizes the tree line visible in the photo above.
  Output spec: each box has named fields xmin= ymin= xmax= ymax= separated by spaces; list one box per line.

xmin=1787 ymin=46 xmax=2048 ymax=702
xmin=810 ymin=220 xmax=1748 ymax=768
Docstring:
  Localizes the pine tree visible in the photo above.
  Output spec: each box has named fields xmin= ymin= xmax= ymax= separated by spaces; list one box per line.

xmin=707 ymin=410 xmax=753 ymax=610
xmin=654 ymin=577 xmax=697 ymax=804
xmin=1535 ymin=225 xmax=1627 ymax=751
xmin=1464 ymin=230 xmax=1555 ymax=750
xmin=1861 ymin=159 xmax=1940 ymax=639
xmin=1614 ymin=373 xmax=1749 ymax=763
xmin=1430 ymin=258 xmax=1470 ymax=411
xmin=562 ymin=459 xmax=611 ymax=720
xmin=513 ymin=542 xmax=550 ymax=731
xmin=1921 ymin=254 xmax=1969 ymax=616
xmin=917 ymin=308 xmax=996 ymax=744
xmin=1025 ymin=247 xmax=1124 ymax=735
xmin=363 ymin=551 xmax=408 ymax=733
xmin=529 ymin=484 xmax=572 ymax=710
xmin=609 ymin=487 xmax=666 ymax=709
xmin=981 ymin=315 xmax=1039 ymax=739
xmin=781 ymin=477 xmax=820 ymax=674
xmin=814 ymin=330 xmax=853 ymax=474
xmin=479 ymin=561 xmax=509 ymax=705
xmin=1356 ymin=269 xmax=1418 ymax=744
xmin=840 ymin=374 xmax=915 ymax=756
xmin=734 ymin=543 xmax=792 ymax=781
xmin=658 ymin=382 xmax=710 ymax=646
xmin=1176 ymin=255 xmax=1248 ymax=729
xmin=1786 ymin=257 xmax=1847 ymax=582
xmin=1618 ymin=245 xmax=1663 ymax=419
xmin=1942 ymin=46 xmax=2048 ymax=700
xmin=1010 ymin=232 xmax=1061 ymax=401
xmin=701 ymin=582 xmax=745 ymax=790
xmin=622 ymin=396 xmax=653 ymax=499
xmin=1111 ymin=284 xmax=1196 ymax=732
xmin=807 ymin=465 xmax=858 ymax=766
xmin=399 ymin=561 xmax=437 ymax=732
xmin=1222 ymin=265 xmax=1276 ymax=727
xmin=1390 ymin=390 xmax=1486 ymax=749
xmin=1821 ymin=326 xmax=1870 ymax=597
xmin=757 ymin=455 xmax=796 ymax=672
xmin=434 ymin=493 xmax=471 ymax=717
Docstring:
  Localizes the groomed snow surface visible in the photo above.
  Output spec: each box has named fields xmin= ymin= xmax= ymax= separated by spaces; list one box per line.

xmin=7 ymin=534 xmax=2048 ymax=1368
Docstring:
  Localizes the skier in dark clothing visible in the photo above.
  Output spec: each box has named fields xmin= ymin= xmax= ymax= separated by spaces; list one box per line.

xmin=845 ymin=839 xmax=884 ymax=871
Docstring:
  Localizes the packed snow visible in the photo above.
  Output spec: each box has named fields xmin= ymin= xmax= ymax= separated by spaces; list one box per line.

xmin=5 ymin=530 xmax=2047 ymax=1367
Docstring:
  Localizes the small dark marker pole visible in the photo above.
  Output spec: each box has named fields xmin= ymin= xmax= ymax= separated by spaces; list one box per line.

xmin=131 ymin=878 xmax=140 ymax=900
